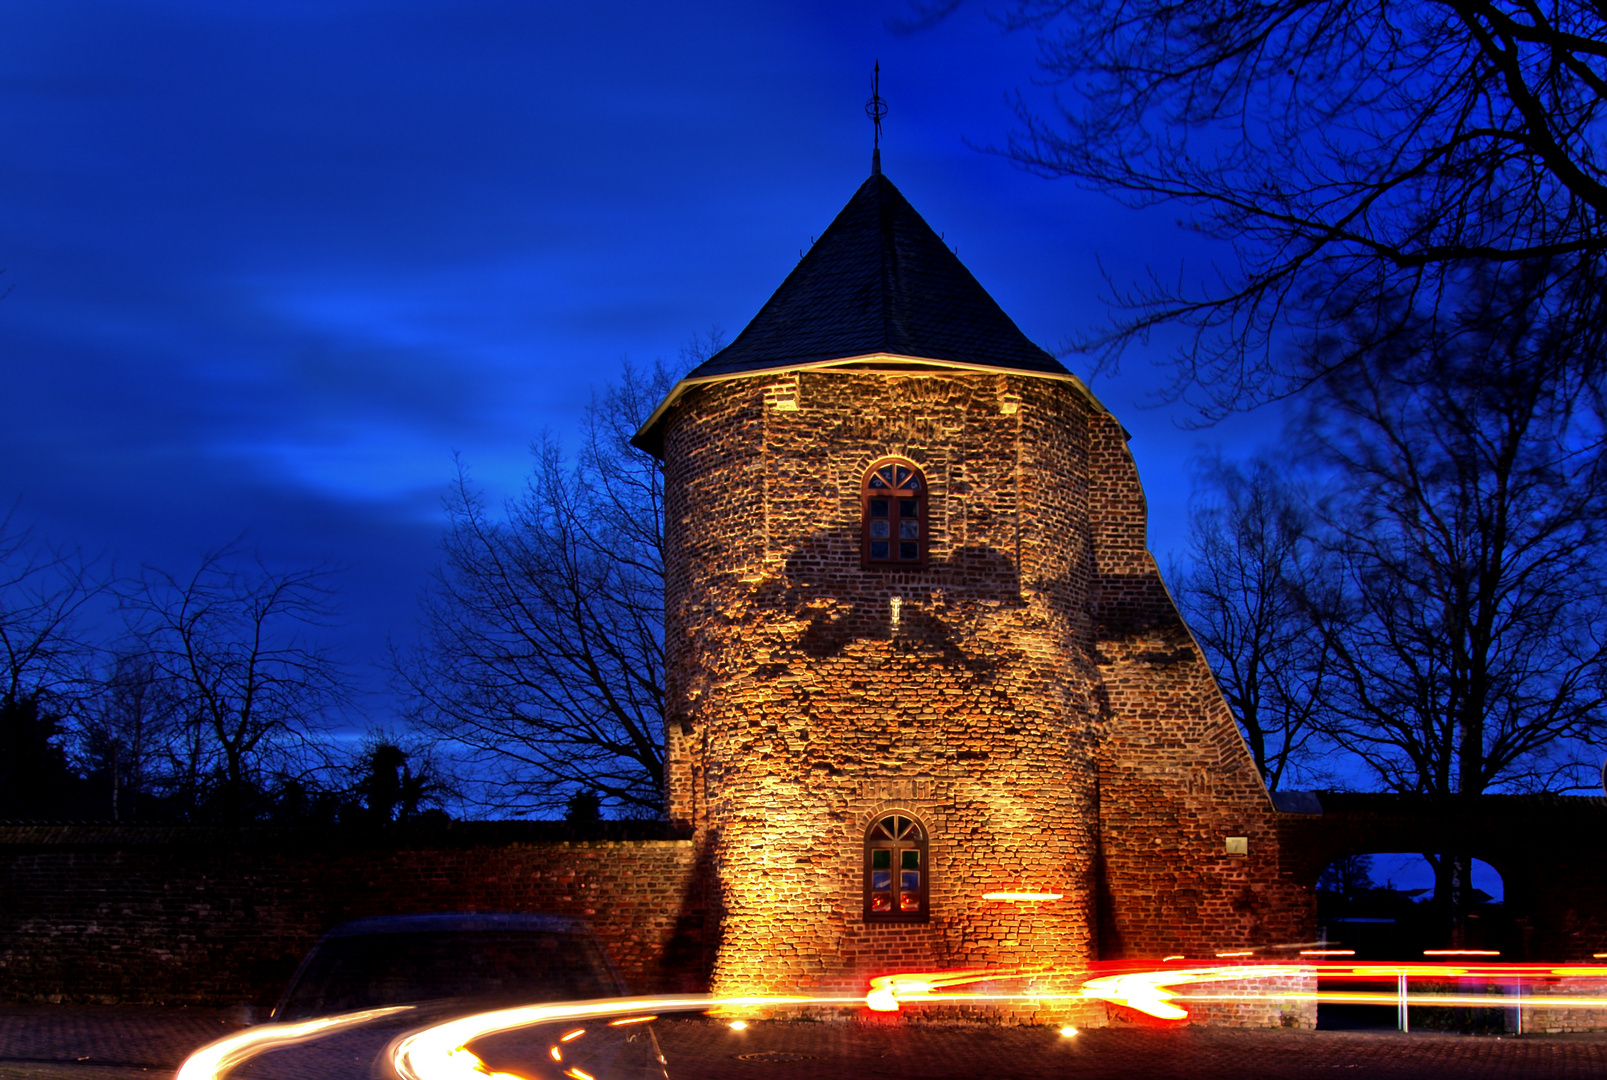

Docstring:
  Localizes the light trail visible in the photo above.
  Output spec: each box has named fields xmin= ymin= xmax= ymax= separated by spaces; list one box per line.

xmin=867 ymin=960 xmax=1607 ymax=1020
xmin=177 ymin=963 xmax=1607 ymax=1079
xmin=866 ymin=966 xmax=1056 ymax=1011
xmin=1080 ymin=964 xmax=1308 ymax=1019
xmin=391 ymin=995 xmax=859 ymax=1080
xmin=174 ymin=1006 xmax=415 ymax=1080
xmin=980 ymin=892 xmax=1064 ymax=901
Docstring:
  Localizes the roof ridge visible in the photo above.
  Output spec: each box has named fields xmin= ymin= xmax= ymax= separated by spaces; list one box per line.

xmin=682 ymin=172 xmax=1068 ymax=381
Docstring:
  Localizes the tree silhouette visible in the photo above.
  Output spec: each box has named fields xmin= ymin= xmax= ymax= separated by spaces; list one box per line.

xmin=919 ymin=0 xmax=1607 ymax=413
xmin=1174 ymin=455 xmax=1332 ymax=790
xmin=351 ymin=740 xmax=447 ymax=825
xmin=120 ymin=544 xmax=351 ymax=823
xmin=398 ymin=358 xmax=690 ymax=819
xmin=0 ymin=694 xmax=85 ymax=820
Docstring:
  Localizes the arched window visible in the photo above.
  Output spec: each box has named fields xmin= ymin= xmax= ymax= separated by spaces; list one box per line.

xmin=864 ymin=812 xmax=929 ymax=923
xmin=861 ymin=460 xmax=927 ymax=567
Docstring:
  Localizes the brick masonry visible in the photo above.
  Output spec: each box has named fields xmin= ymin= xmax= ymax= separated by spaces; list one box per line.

xmin=656 ymin=367 xmax=1306 ymax=1024
xmin=0 ymin=824 xmax=705 ymax=1006
xmin=1275 ymin=793 xmax=1607 ymax=962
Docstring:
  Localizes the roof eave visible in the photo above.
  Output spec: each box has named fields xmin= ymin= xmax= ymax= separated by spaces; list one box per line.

xmin=630 ymin=352 xmax=1109 ymax=459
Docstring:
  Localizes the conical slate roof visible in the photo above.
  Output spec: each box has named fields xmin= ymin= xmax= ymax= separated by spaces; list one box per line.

xmin=684 ymin=172 xmax=1069 ymax=378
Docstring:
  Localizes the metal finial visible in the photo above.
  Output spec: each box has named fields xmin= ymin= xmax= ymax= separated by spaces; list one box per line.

xmin=865 ymin=60 xmax=887 ymax=175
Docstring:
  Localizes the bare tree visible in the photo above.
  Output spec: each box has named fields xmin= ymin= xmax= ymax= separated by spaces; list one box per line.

xmin=398 ymin=360 xmax=684 ymax=818
xmin=79 ymin=651 xmax=182 ymax=822
xmin=0 ymin=512 xmax=104 ymax=706
xmin=121 ymin=544 xmax=351 ymax=823
xmin=0 ymin=515 xmax=105 ymax=819
xmin=1304 ymin=270 xmax=1607 ymax=802
xmin=914 ymin=0 xmax=1607 ymax=413
xmin=1174 ymin=454 xmax=1333 ymax=790
xmin=1294 ymin=267 xmax=1607 ymax=936
xmin=1316 ymin=853 xmax=1377 ymax=905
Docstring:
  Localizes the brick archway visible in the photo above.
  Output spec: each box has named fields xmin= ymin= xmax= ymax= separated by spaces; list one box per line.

xmin=1276 ymin=793 xmax=1607 ymax=960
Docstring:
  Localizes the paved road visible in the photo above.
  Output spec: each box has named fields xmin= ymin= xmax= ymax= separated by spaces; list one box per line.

xmin=3 ymin=1006 xmax=1606 ymax=1079
xmin=0 ymin=1006 xmax=244 ymax=1079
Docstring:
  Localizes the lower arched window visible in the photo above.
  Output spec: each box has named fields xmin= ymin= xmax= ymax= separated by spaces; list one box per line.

xmin=864 ymin=812 xmax=929 ymax=923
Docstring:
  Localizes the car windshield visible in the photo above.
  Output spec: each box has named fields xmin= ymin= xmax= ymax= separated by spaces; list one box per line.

xmin=275 ymin=929 xmax=619 ymax=1021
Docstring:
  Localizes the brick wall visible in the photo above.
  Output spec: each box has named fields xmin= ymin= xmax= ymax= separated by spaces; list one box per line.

xmin=0 ymin=824 xmax=705 ymax=1005
xmin=1086 ymin=411 xmax=1310 ymax=959
xmin=662 ymin=370 xmax=1103 ymax=1022
xmin=1520 ymin=974 xmax=1607 ymax=1034
xmin=1275 ymin=793 xmax=1607 ymax=962
xmin=655 ymin=366 xmax=1309 ymax=1019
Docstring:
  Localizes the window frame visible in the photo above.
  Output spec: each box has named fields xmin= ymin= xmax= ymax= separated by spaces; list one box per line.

xmin=860 ymin=459 xmax=928 ymax=569
xmin=862 ymin=811 xmax=930 ymax=924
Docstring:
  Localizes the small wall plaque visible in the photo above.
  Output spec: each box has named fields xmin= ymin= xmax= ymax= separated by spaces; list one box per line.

xmin=1225 ymin=836 xmax=1248 ymax=857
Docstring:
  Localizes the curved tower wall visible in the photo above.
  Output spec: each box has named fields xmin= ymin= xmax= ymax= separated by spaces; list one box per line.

xmin=661 ymin=367 xmax=1102 ymax=1011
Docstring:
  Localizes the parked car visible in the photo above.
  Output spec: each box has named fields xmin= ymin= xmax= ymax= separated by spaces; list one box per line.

xmin=272 ymin=912 xmax=625 ymax=1021
xmin=181 ymin=913 xmax=668 ymax=1080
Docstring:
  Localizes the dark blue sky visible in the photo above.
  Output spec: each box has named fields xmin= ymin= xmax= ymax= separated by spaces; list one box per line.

xmin=2 ymin=1 xmax=1277 ymax=729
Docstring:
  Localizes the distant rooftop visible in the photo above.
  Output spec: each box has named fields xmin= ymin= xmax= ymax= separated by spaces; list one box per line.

xmin=684 ymin=171 xmax=1068 ymax=380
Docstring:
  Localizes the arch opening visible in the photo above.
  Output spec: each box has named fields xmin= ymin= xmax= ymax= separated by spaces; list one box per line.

xmin=1315 ymin=852 xmax=1510 ymax=1032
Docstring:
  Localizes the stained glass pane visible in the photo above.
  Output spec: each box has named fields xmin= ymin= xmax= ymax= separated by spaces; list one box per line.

xmin=870 ymin=541 xmax=889 ymax=559
xmin=899 ymin=891 xmax=920 ymax=912
xmin=871 ymin=892 xmax=892 ymax=912
xmin=893 ymin=816 xmax=909 ymax=835
xmin=901 ymin=850 xmax=919 ymax=869
xmin=869 ymin=475 xmax=888 ymax=489
xmin=872 ymin=870 xmax=892 ymax=891
xmin=899 ymin=520 xmax=919 ymax=539
xmin=899 ymin=541 xmax=918 ymax=560
xmin=894 ymin=466 xmax=911 ymax=487
xmin=901 ymin=870 xmax=920 ymax=892
xmin=870 ymin=499 xmax=889 ymax=517
xmin=900 ymin=499 xmax=918 ymax=518
xmin=878 ymin=466 xmax=897 ymax=484
xmin=872 ymin=849 xmax=890 ymax=869
xmin=870 ymin=520 xmax=889 ymax=539
xmin=906 ymin=475 xmax=920 ymax=491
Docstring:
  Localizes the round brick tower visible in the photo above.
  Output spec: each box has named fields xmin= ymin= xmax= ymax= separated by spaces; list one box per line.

xmin=635 ymin=170 xmax=1113 ymax=1019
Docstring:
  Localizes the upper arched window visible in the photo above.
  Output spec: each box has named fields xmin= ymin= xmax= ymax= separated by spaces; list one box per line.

xmin=861 ymin=460 xmax=927 ymax=568
xmin=863 ymin=812 xmax=929 ymax=923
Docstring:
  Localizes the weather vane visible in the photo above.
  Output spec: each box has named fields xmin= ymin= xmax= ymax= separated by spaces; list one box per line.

xmin=866 ymin=60 xmax=887 ymax=175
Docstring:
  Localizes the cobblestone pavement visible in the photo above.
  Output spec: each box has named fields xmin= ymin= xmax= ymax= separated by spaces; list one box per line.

xmin=0 ymin=1006 xmax=244 ymax=1079
xmin=2 ymin=1007 xmax=1606 ymax=1079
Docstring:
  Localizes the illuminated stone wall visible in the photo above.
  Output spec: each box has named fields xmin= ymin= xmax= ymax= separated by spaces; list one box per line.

xmin=1086 ymin=409 xmax=1310 ymax=958
xmin=662 ymin=369 xmax=1099 ymax=1020
xmin=659 ymin=367 xmax=1306 ymax=1018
